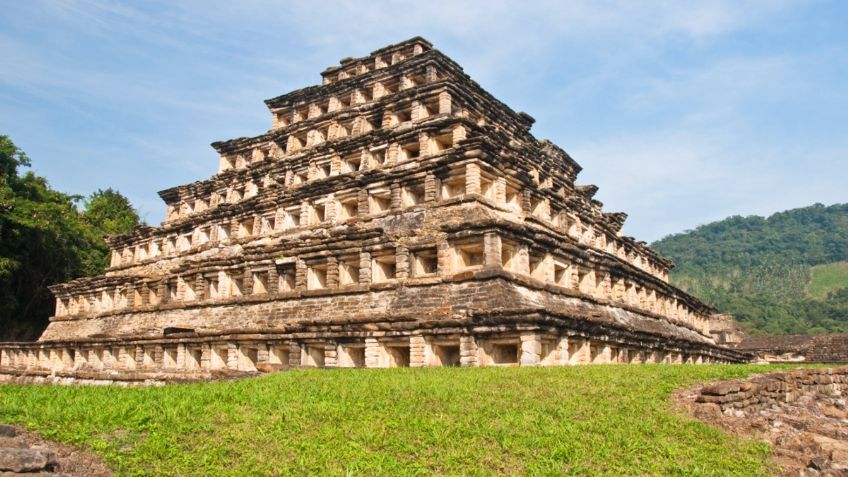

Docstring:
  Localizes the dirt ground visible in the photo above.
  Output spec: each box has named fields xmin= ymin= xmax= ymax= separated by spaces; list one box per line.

xmin=0 ymin=424 xmax=112 ymax=477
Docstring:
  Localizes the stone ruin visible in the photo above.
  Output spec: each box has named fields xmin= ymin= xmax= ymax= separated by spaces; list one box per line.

xmin=737 ymin=334 xmax=848 ymax=365
xmin=0 ymin=37 xmax=748 ymax=384
xmin=684 ymin=367 xmax=848 ymax=475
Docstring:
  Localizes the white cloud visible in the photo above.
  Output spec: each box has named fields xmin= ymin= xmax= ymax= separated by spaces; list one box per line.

xmin=1 ymin=0 xmax=841 ymax=235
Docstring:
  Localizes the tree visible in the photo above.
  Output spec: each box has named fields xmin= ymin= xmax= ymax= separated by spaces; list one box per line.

xmin=81 ymin=188 xmax=141 ymax=274
xmin=652 ymin=203 xmax=848 ymax=334
xmin=0 ymin=136 xmax=141 ymax=340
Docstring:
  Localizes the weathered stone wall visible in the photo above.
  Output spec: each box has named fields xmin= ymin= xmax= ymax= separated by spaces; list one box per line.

xmin=806 ymin=335 xmax=848 ymax=363
xmin=687 ymin=367 xmax=848 ymax=475
xmin=39 ymin=274 xmax=713 ymax=346
xmin=695 ymin=367 xmax=848 ymax=414
xmin=737 ymin=334 xmax=848 ymax=364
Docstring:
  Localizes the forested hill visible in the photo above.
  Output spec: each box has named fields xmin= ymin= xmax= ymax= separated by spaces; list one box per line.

xmin=651 ymin=203 xmax=848 ymax=335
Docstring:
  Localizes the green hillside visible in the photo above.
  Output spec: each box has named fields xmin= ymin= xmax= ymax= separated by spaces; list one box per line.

xmin=651 ymin=203 xmax=848 ymax=334
xmin=808 ymin=262 xmax=848 ymax=298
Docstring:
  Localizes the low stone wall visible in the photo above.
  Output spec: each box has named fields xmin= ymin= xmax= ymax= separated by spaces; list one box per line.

xmin=695 ymin=367 xmax=848 ymax=414
xmin=0 ymin=316 xmax=747 ymax=385
xmin=687 ymin=367 xmax=848 ymax=476
xmin=736 ymin=333 xmax=848 ymax=364
xmin=0 ymin=367 xmax=253 ymax=387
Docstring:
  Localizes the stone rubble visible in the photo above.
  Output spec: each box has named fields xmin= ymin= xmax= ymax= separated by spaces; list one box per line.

xmin=0 ymin=425 xmax=110 ymax=477
xmin=682 ymin=367 xmax=848 ymax=477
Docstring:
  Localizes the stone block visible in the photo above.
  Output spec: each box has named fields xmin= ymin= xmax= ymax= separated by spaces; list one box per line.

xmin=0 ymin=448 xmax=54 ymax=473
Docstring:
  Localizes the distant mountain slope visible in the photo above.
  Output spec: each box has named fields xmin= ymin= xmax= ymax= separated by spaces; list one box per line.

xmin=808 ymin=262 xmax=848 ymax=298
xmin=651 ymin=203 xmax=848 ymax=334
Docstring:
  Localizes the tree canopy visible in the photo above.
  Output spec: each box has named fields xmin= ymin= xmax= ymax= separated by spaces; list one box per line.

xmin=652 ymin=203 xmax=848 ymax=334
xmin=0 ymin=136 xmax=140 ymax=340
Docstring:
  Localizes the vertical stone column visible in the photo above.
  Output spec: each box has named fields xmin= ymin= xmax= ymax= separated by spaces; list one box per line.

xmin=401 ymin=75 xmax=414 ymax=90
xmin=373 ymin=81 xmax=385 ymax=99
xmin=437 ymin=242 xmax=452 ymax=275
xmin=199 ymin=344 xmax=211 ymax=370
xmin=424 ymin=173 xmax=437 ymax=203
xmin=324 ymin=197 xmax=337 ymax=223
xmin=599 ymin=272 xmax=612 ymax=299
xmin=287 ymin=343 xmax=301 ymax=368
xmin=105 ymin=347 xmax=116 ymax=368
xmin=176 ymin=344 xmax=186 ymax=369
xmin=484 ymin=232 xmax=502 ymax=268
xmin=242 ymin=269 xmax=254 ymax=296
xmin=409 ymin=336 xmax=426 ymax=368
xmin=386 ymin=143 xmax=399 ymax=166
xmin=357 ymin=189 xmax=369 ymax=216
xmin=228 ymin=219 xmax=239 ymax=241
xmin=324 ymin=345 xmax=338 ymax=368
xmin=598 ymin=344 xmax=612 ymax=364
xmin=556 ymin=336 xmax=570 ymax=365
xmin=520 ymin=333 xmax=542 ymax=366
xmin=325 ymin=153 xmax=340 ymax=175
xmin=576 ymin=339 xmax=591 ymax=364
xmin=381 ymin=109 xmax=393 ymax=128
xmin=263 ymin=263 xmax=278 ymax=296
xmin=459 ymin=335 xmax=478 ymax=367
xmin=438 ymin=91 xmax=452 ymax=115
xmin=326 ymin=257 xmax=339 ymax=289
xmin=517 ymin=245 xmax=530 ymax=275
xmin=226 ymin=343 xmax=238 ymax=370
xmin=154 ymin=345 xmax=165 ymax=369
xmin=359 ymin=251 xmax=372 ymax=285
xmin=465 ymin=163 xmax=481 ymax=195
xmin=495 ymin=176 xmax=506 ymax=204
xmin=425 ymin=65 xmax=438 ymax=83
xmin=411 ymin=100 xmax=423 ymax=122
xmin=256 ymin=345 xmax=269 ymax=366
xmin=132 ymin=345 xmax=143 ymax=368
xmin=521 ymin=189 xmax=532 ymax=215
xmin=418 ymin=132 xmax=430 ymax=156
xmin=307 ymin=103 xmax=321 ymax=119
xmin=540 ymin=254 xmax=555 ymax=283
xmin=295 ymin=258 xmax=307 ymax=290
xmin=452 ymin=125 xmax=467 ymax=143
xmin=390 ymin=183 xmax=402 ymax=210
xmin=364 ymin=338 xmax=381 ymax=368
xmin=395 ymin=246 xmax=410 ymax=280
xmin=351 ymin=117 xmax=364 ymax=136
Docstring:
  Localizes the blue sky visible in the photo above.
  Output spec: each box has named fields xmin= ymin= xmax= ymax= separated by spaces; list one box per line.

xmin=1 ymin=0 xmax=846 ymax=242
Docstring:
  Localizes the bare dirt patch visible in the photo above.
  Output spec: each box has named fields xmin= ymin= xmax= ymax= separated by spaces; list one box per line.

xmin=0 ymin=424 xmax=112 ymax=477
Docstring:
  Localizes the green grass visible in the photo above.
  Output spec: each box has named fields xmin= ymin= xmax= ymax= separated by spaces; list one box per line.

xmin=807 ymin=261 xmax=848 ymax=298
xmin=0 ymin=365 xmax=799 ymax=476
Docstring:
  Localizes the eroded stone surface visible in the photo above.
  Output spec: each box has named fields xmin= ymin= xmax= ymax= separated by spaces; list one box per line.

xmin=681 ymin=367 xmax=848 ymax=477
xmin=0 ymin=425 xmax=110 ymax=477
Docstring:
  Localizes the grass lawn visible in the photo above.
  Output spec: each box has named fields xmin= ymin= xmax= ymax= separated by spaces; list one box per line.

xmin=808 ymin=261 xmax=848 ymax=298
xmin=0 ymin=365 xmax=796 ymax=476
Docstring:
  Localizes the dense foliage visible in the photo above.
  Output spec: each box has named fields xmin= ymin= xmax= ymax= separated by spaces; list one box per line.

xmin=652 ymin=203 xmax=848 ymax=334
xmin=0 ymin=136 xmax=140 ymax=340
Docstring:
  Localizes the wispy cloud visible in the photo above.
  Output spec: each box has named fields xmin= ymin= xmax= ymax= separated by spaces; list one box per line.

xmin=0 ymin=0 xmax=844 ymax=239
